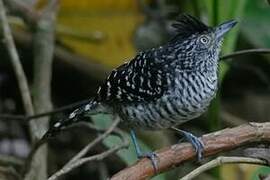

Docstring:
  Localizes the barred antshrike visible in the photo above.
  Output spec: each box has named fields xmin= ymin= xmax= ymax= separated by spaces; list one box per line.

xmin=44 ymin=14 xmax=237 ymax=170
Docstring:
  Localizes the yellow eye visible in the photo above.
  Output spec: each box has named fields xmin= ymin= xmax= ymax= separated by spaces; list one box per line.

xmin=200 ymin=36 xmax=210 ymax=44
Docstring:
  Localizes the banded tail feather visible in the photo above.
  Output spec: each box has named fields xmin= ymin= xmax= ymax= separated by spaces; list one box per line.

xmin=44 ymin=100 xmax=98 ymax=138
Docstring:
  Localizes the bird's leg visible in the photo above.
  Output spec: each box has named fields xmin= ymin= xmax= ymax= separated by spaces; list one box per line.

xmin=171 ymin=127 xmax=204 ymax=161
xmin=130 ymin=129 xmax=158 ymax=172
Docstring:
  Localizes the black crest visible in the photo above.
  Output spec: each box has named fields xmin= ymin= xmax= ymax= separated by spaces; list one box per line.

xmin=172 ymin=14 xmax=210 ymax=38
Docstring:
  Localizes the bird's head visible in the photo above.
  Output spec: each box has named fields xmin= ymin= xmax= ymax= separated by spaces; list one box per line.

xmin=171 ymin=14 xmax=237 ymax=71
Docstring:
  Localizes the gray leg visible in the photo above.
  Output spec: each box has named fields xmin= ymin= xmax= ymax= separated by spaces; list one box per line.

xmin=130 ymin=129 xmax=158 ymax=172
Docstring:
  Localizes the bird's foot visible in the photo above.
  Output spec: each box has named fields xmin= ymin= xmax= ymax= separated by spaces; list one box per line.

xmin=173 ymin=128 xmax=204 ymax=161
xmin=138 ymin=151 xmax=159 ymax=173
xmin=182 ymin=131 xmax=204 ymax=160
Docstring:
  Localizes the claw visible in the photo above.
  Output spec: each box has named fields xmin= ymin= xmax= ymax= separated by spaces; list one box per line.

xmin=184 ymin=132 xmax=204 ymax=161
xmin=171 ymin=127 xmax=204 ymax=161
xmin=138 ymin=152 xmax=159 ymax=172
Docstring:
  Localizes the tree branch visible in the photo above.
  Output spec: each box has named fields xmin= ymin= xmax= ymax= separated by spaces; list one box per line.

xmin=23 ymin=1 xmax=58 ymax=180
xmin=0 ymin=0 xmax=34 ymax=116
xmin=111 ymin=122 xmax=270 ymax=180
xmin=180 ymin=156 xmax=268 ymax=180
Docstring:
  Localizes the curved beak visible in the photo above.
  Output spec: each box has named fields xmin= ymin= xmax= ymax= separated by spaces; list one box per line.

xmin=215 ymin=20 xmax=237 ymax=40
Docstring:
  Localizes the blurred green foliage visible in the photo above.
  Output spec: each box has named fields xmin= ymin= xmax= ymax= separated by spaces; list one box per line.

xmin=242 ymin=0 xmax=270 ymax=48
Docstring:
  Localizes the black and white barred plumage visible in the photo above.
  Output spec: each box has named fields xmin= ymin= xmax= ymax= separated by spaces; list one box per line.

xmin=46 ymin=14 xmax=236 ymax=137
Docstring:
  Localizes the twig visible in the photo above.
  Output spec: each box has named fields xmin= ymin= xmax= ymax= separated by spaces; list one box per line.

xmin=48 ymin=117 xmax=129 ymax=180
xmin=220 ymin=48 xmax=270 ymax=60
xmin=57 ymin=24 xmax=106 ymax=43
xmin=111 ymin=122 xmax=270 ymax=180
xmin=0 ymin=99 xmax=91 ymax=121
xmin=0 ymin=0 xmax=34 ymax=116
xmin=27 ymin=99 xmax=91 ymax=121
xmin=180 ymin=156 xmax=268 ymax=180
xmin=0 ymin=114 xmax=26 ymax=121
xmin=69 ymin=117 xmax=121 ymax=163
xmin=81 ymin=122 xmax=122 ymax=136
xmin=48 ymin=145 xmax=127 ymax=180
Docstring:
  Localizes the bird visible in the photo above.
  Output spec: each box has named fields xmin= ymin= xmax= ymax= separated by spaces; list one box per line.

xmin=43 ymin=14 xmax=237 ymax=171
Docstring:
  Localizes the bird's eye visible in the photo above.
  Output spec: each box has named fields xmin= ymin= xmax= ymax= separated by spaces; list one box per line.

xmin=199 ymin=36 xmax=210 ymax=44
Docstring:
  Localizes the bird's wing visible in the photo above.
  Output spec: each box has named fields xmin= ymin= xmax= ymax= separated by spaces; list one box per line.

xmin=95 ymin=51 xmax=169 ymax=103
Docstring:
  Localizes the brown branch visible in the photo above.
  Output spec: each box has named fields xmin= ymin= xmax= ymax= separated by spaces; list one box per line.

xmin=180 ymin=156 xmax=268 ymax=180
xmin=0 ymin=0 xmax=34 ymax=116
xmin=111 ymin=122 xmax=270 ymax=180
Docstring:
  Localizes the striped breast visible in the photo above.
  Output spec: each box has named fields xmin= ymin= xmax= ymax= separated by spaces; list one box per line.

xmin=118 ymin=71 xmax=218 ymax=129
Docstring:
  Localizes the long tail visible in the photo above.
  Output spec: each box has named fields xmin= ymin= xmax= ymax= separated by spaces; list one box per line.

xmin=43 ymin=100 xmax=99 ymax=139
